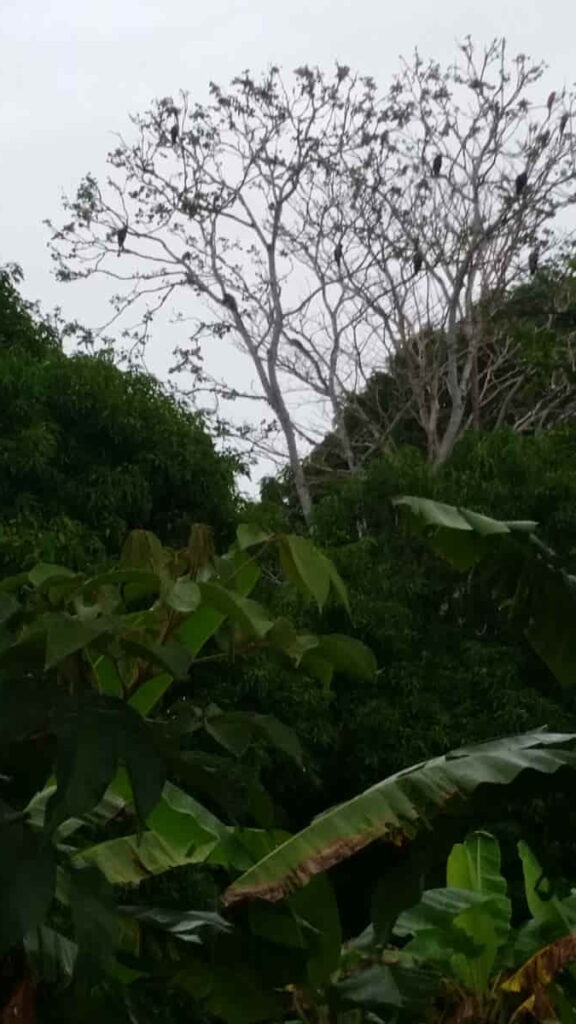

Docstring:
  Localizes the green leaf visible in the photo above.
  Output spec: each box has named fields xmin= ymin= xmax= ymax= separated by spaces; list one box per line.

xmin=236 ymin=523 xmax=271 ymax=550
xmin=335 ymin=964 xmax=403 ymax=1010
xmin=164 ymin=577 xmax=201 ymax=613
xmin=445 ymin=832 xmax=511 ymax=991
xmin=85 ymin=568 xmax=160 ymax=592
xmin=66 ymin=865 xmax=119 ymax=972
xmin=120 ymin=529 xmax=166 ymax=573
xmin=278 ymin=534 xmax=331 ymax=608
xmin=28 ymin=563 xmax=78 ymax=588
xmin=223 ymin=730 xmax=576 ymax=906
xmin=173 ymin=957 xmax=284 ymax=1024
xmin=176 ymin=604 xmax=225 ymax=656
xmin=199 ymin=583 xmax=273 ymax=638
xmin=47 ymin=700 xmax=164 ymax=833
xmin=0 ymin=815 xmax=56 ymax=950
xmin=24 ymin=926 xmax=77 ymax=984
xmin=314 ymin=634 xmax=377 ymax=680
xmin=517 ymin=841 xmax=576 ymax=935
xmin=88 ymin=651 xmax=123 ymax=697
xmin=120 ymin=905 xmax=231 ymax=944
xmin=45 ymin=612 xmax=114 ymax=668
xmin=321 ymin=553 xmax=351 ymax=614
xmin=47 ymin=706 xmax=119 ymax=834
xmin=120 ymin=634 xmax=191 ymax=680
xmin=393 ymin=495 xmax=535 ymax=571
xmin=205 ymin=710 xmax=303 ymax=766
xmin=128 ymin=672 xmax=171 ymax=715
xmin=267 ymin=618 xmax=319 ymax=664
xmin=300 ymin=650 xmax=334 ymax=689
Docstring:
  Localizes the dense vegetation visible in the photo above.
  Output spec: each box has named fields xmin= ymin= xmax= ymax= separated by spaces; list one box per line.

xmin=0 ymin=266 xmax=238 ymax=574
xmin=5 ymin=37 xmax=576 ymax=1024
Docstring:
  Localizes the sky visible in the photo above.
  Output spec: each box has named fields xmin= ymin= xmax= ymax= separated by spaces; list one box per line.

xmin=1 ymin=0 xmax=575 ymax=484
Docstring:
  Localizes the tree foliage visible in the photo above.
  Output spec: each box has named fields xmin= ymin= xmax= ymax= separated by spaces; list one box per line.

xmin=0 ymin=520 xmax=372 ymax=1020
xmin=0 ymin=266 xmax=238 ymax=573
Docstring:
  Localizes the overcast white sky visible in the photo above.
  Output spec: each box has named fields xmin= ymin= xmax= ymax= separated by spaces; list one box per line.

xmin=1 ymin=0 xmax=575 ymax=483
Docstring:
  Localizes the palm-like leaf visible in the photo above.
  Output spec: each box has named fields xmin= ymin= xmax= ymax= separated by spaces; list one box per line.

xmin=223 ymin=731 xmax=576 ymax=906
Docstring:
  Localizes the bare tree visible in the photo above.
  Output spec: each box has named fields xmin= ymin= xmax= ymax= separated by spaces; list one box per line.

xmin=48 ymin=41 xmax=576 ymax=525
xmin=328 ymin=38 xmax=576 ymax=462
xmin=47 ymin=67 xmax=379 ymax=524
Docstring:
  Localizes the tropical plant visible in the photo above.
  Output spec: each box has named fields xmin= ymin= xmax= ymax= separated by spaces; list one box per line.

xmin=274 ymin=833 xmax=576 ymax=1024
xmin=0 ymin=520 xmax=375 ymax=1021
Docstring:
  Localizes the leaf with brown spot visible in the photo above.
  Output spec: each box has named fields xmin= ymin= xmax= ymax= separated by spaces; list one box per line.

xmin=503 ymin=933 xmax=576 ymax=995
xmin=223 ymin=730 xmax=576 ymax=906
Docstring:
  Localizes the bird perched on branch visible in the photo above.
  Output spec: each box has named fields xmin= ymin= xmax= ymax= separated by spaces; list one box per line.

xmin=170 ymin=123 xmax=179 ymax=145
xmin=560 ymin=113 xmax=570 ymax=136
xmin=116 ymin=224 xmax=128 ymax=254
xmin=432 ymin=153 xmax=442 ymax=177
xmin=528 ymin=249 xmax=539 ymax=276
xmin=515 ymin=171 xmax=528 ymax=197
xmin=547 ymin=91 xmax=557 ymax=114
xmin=222 ymin=292 xmax=238 ymax=313
xmin=334 ymin=240 xmax=343 ymax=270
xmin=412 ymin=246 xmax=424 ymax=275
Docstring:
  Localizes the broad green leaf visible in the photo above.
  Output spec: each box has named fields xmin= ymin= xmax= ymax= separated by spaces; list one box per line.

xmin=314 ymin=634 xmax=377 ymax=681
xmin=176 ymin=604 xmax=225 ymax=656
xmin=236 ymin=523 xmax=271 ymax=550
xmin=320 ymin=552 xmax=351 ymax=615
xmin=396 ymin=886 xmax=501 ymax=939
xmin=120 ymin=634 xmax=191 ymax=680
xmin=0 ymin=572 xmax=28 ymax=593
xmin=45 ymin=612 xmax=115 ymax=668
xmin=163 ymin=577 xmax=201 ymax=613
xmin=88 ymin=651 xmax=123 ymax=697
xmin=47 ymin=708 xmax=118 ymax=834
xmin=78 ymin=800 xmax=276 ymax=884
xmin=28 ymin=563 xmax=78 ymax=588
xmin=128 ymin=672 xmax=171 ymax=715
xmin=267 ymin=618 xmax=319 ymax=664
xmin=278 ymin=534 xmax=331 ymax=608
xmin=85 ymin=568 xmax=160 ymax=591
xmin=120 ymin=905 xmax=231 ymax=943
xmin=446 ymin=832 xmax=511 ymax=992
xmin=300 ymin=650 xmax=334 ymax=689
xmin=47 ymin=701 xmax=164 ymax=833
xmin=223 ymin=730 xmax=576 ymax=906
xmin=205 ymin=710 xmax=303 ymax=766
xmin=173 ymin=957 xmax=284 ymax=1024
xmin=517 ymin=841 xmax=576 ymax=942
xmin=0 ymin=815 xmax=56 ymax=950
xmin=120 ymin=529 xmax=166 ymax=573
xmin=335 ymin=964 xmax=403 ymax=1010
xmin=24 ymin=926 xmax=77 ymax=983
xmin=199 ymin=583 xmax=273 ymax=638
xmin=66 ymin=865 xmax=119 ymax=971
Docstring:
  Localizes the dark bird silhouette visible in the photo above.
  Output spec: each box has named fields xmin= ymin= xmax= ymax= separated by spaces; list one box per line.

xmin=528 ymin=250 xmax=539 ymax=276
xmin=412 ymin=247 xmax=424 ymax=275
xmin=547 ymin=91 xmax=557 ymax=114
xmin=538 ymin=129 xmax=550 ymax=147
xmin=432 ymin=153 xmax=442 ymax=177
xmin=170 ymin=123 xmax=179 ymax=145
xmin=515 ymin=171 xmax=528 ymax=197
xmin=560 ymin=113 xmax=570 ymax=136
xmin=334 ymin=241 xmax=343 ymax=269
xmin=116 ymin=225 xmax=128 ymax=253
xmin=222 ymin=292 xmax=238 ymax=313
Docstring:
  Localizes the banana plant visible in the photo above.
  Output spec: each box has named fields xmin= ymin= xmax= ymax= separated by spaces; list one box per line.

xmin=329 ymin=833 xmax=576 ymax=1023
xmin=0 ymin=521 xmax=375 ymax=1021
